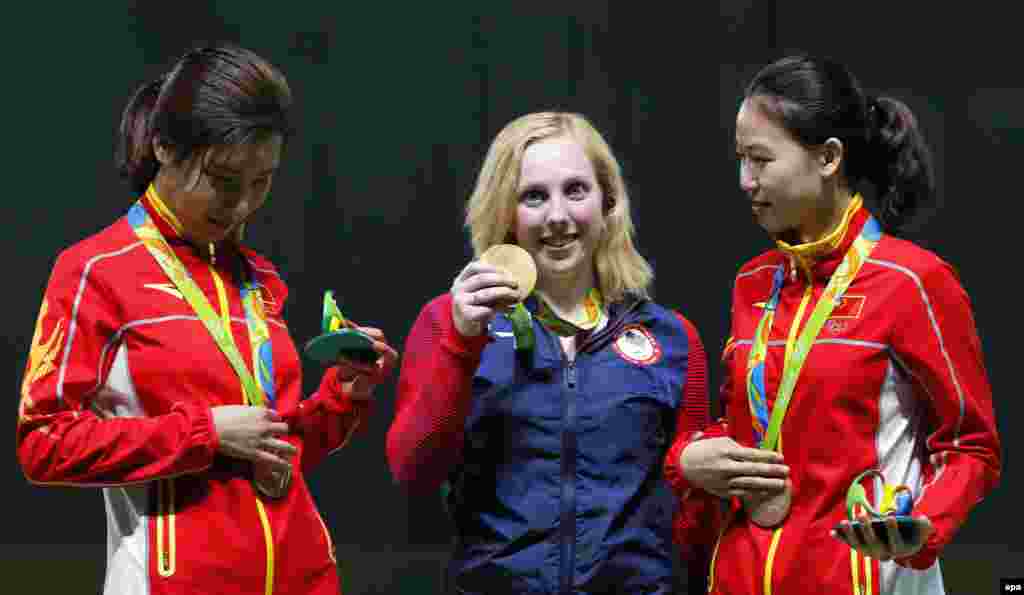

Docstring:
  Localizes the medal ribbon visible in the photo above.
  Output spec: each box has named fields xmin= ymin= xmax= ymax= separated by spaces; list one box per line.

xmin=746 ymin=198 xmax=880 ymax=450
xmin=128 ymin=185 xmax=275 ymax=407
xmin=508 ymin=287 xmax=604 ymax=354
xmin=534 ymin=287 xmax=604 ymax=337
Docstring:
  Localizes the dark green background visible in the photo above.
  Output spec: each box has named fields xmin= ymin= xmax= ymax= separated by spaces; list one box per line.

xmin=4 ymin=2 xmax=1016 ymax=593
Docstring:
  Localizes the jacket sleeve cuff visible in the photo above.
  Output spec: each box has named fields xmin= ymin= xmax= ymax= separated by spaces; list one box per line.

xmin=665 ymin=433 xmax=697 ymax=496
xmin=170 ymin=401 xmax=219 ymax=467
xmin=278 ymin=367 xmax=375 ymax=434
xmin=665 ymin=426 xmax=728 ymax=496
xmin=318 ymin=366 xmax=355 ymax=413
xmin=439 ymin=309 xmax=492 ymax=359
xmin=309 ymin=366 xmax=375 ymax=418
xmin=894 ymin=551 xmax=938 ymax=570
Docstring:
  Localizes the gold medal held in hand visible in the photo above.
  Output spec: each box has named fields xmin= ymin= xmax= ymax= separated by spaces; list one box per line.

xmin=480 ymin=244 xmax=538 ymax=352
xmin=479 ymin=244 xmax=537 ymax=306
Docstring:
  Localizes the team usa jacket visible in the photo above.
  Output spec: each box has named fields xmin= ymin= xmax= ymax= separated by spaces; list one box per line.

xmin=387 ymin=292 xmax=711 ymax=594
xmin=665 ymin=202 xmax=1000 ymax=594
xmin=17 ymin=192 xmax=370 ymax=595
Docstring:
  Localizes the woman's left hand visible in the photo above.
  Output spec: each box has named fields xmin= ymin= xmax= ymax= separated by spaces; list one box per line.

xmin=831 ymin=514 xmax=933 ymax=561
xmin=335 ymin=325 xmax=399 ymax=400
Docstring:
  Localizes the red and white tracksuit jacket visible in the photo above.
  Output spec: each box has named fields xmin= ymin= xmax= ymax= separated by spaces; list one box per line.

xmin=665 ymin=204 xmax=1000 ymax=594
xmin=17 ymin=194 xmax=369 ymax=595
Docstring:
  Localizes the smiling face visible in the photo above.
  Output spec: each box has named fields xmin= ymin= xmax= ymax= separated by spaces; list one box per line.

xmin=735 ymin=97 xmax=829 ymax=240
xmin=514 ymin=135 xmax=605 ymax=291
xmin=154 ymin=134 xmax=282 ymax=245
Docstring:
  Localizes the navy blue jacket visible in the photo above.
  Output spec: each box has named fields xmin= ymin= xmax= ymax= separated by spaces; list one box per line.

xmin=444 ymin=296 xmax=702 ymax=594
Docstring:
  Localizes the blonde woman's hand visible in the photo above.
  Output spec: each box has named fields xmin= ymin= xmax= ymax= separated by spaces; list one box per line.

xmin=450 ymin=260 xmax=520 ymax=337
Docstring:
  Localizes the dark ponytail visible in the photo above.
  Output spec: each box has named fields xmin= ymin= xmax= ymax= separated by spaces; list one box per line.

xmin=114 ymin=44 xmax=294 ymax=197
xmin=863 ymin=95 xmax=935 ymax=232
xmin=116 ymin=75 xmax=166 ymax=195
xmin=745 ymin=55 xmax=936 ymax=234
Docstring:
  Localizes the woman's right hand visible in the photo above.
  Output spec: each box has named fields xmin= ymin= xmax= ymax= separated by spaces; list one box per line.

xmin=450 ymin=260 xmax=521 ymax=337
xmin=212 ymin=405 xmax=297 ymax=473
xmin=680 ymin=436 xmax=790 ymax=499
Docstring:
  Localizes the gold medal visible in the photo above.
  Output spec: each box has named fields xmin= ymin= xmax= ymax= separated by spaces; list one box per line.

xmin=479 ymin=244 xmax=537 ymax=305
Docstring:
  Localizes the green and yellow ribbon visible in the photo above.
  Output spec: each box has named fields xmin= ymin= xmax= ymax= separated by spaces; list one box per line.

xmin=508 ymin=287 xmax=604 ymax=354
xmin=746 ymin=197 xmax=880 ymax=451
xmin=128 ymin=186 xmax=274 ymax=407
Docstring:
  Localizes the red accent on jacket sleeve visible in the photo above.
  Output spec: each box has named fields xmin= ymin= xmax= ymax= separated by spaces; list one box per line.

xmin=663 ymin=311 xmax=724 ymax=576
xmin=663 ymin=323 xmax=731 ymax=502
xmin=280 ymin=365 xmax=373 ymax=473
xmin=386 ymin=293 xmax=490 ymax=492
xmin=663 ymin=313 xmax=710 ymax=496
xmin=889 ymin=261 xmax=1000 ymax=569
xmin=16 ymin=250 xmax=218 ymax=486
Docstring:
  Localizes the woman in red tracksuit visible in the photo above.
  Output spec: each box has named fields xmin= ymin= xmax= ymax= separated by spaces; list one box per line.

xmin=16 ymin=44 xmax=397 ymax=595
xmin=664 ymin=55 xmax=1000 ymax=594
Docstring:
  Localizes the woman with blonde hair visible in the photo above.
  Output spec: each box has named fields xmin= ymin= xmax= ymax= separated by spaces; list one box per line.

xmin=387 ymin=111 xmax=711 ymax=594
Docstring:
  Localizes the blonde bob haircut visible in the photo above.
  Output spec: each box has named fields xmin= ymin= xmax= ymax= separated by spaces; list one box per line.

xmin=465 ymin=112 xmax=653 ymax=303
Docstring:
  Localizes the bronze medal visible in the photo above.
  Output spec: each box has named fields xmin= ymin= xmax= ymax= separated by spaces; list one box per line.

xmin=745 ymin=481 xmax=792 ymax=528
xmin=252 ymin=463 xmax=291 ymax=499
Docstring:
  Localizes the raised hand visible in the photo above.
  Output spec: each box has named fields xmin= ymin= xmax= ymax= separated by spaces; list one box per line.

xmin=334 ymin=325 xmax=399 ymax=401
xmin=450 ymin=260 xmax=521 ymax=337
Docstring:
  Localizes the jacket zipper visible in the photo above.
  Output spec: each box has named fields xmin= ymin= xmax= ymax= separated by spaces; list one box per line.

xmin=156 ymin=478 xmax=176 ymax=577
xmin=211 ymin=265 xmax=276 ymax=595
xmin=254 ymin=497 xmax=276 ymax=595
xmin=850 ymin=546 xmax=873 ymax=595
xmin=707 ymin=504 xmax=735 ymax=593
xmin=762 ymin=433 xmax=789 ymax=595
xmin=560 ymin=356 xmax=578 ymax=594
xmin=551 ymin=304 xmax=641 ymax=593
xmin=760 ymin=269 xmax=813 ymax=594
xmin=764 ymin=527 xmax=784 ymax=595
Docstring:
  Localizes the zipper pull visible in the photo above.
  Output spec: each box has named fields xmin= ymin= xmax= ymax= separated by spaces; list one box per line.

xmin=209 ymin=242 xmax=216 ymax=266
xmin=565 ymin=361 xmax=577 ymax=389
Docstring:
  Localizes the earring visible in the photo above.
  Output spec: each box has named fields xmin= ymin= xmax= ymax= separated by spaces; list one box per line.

xmin=154 ymin=140 xmax=172 ymax=164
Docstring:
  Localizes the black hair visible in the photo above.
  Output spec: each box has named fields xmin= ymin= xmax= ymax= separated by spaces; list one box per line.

xmin=745 ymin=54 xmax=935 ymax=233
xmin=116 ymin=43 xmax=294 ymax=195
